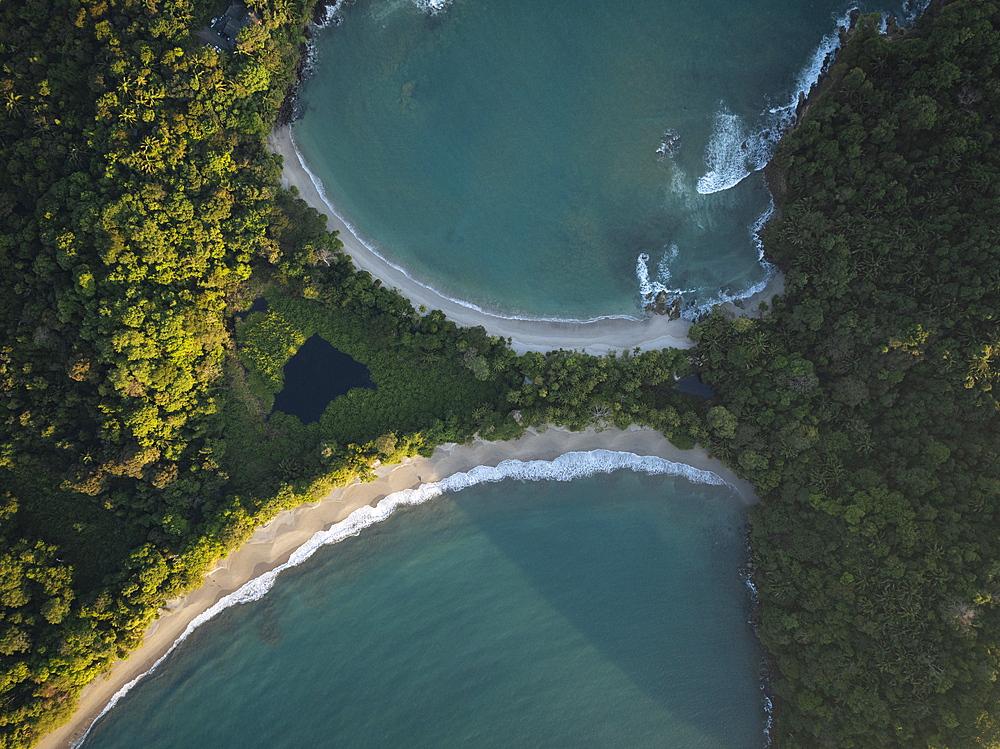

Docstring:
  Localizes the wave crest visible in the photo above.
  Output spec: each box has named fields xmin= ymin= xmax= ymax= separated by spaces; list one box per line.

xmin=696 ymin=7 xmax=856 ymax=196
xmin=73 ymin=450 xmax=733 ymax=747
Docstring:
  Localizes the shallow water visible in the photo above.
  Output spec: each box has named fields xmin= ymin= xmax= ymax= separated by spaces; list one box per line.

xmin=292 ymin=0 xmax=904 ymax=319
xmin=82 ymin=470 xmax=765 ymax=748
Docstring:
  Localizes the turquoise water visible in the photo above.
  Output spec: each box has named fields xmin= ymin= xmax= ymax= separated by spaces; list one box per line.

xmin=291 ymin=0 xmax=903 ymax=319
xmin=82 ymin=470 xmax=764 ymax=748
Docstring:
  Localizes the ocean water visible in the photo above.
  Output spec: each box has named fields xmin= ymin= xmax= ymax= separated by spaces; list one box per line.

xmin=81 ymin=466 xmax=765 ymax=748
xmin=291 ymin=0 xmax=906 ymax=320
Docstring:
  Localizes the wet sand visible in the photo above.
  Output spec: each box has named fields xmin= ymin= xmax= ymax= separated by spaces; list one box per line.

xmin=39 ymin=426 xmax=757 ymax=749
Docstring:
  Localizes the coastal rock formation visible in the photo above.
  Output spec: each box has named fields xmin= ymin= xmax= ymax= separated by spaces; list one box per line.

xmin=643 ymin=290 xmax=682 ymax=320
xmin=656 ymin=129 xmax=681 ymax=159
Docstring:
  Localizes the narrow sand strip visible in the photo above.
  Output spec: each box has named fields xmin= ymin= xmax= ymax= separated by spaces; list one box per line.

xmin=38 ymin=426 xmax=756 ymax=749
xmin=41 ymin=129 xmax=780 ymax=748
xmin=267 ymin=126 xmax=784 ymax=355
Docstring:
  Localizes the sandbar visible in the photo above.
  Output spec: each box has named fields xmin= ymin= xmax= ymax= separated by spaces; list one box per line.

xmin=40 ymin=127 xmax=781 ymax=748
xmin=38 ymin=426 xmax=757 ymax=749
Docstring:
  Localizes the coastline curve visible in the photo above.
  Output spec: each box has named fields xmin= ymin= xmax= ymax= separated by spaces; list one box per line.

xmin=268 ymin=126 xmax=785 ymax=355
xmin=38 ymin=426 xmax=757 ymax=749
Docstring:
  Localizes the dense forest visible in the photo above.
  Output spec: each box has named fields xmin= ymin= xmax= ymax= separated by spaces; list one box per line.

xmin=692 ymin=3 xmax=1000 ymax=746
xmin=1 ymin=0 xmax=999 ymax=746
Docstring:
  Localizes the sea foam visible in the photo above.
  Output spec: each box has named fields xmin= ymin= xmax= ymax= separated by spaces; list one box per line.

xmin=696 ymin=7 xmax=856 ymax=196
xmin=413 ymin=0 xmax=452 ymax=13
xmin=73 ymin=450 xmax=733 ymax=747
xmin=287 ymin=130 xmax=643 ymax=324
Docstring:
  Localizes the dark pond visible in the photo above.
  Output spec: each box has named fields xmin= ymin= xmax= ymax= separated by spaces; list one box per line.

xmin=674 ymin=375 xmax=715 ymax=399
xmin=273 ymin=335 xmax=375 ymax=423
xmin=234 ymin=297 xmax=269 ymax=321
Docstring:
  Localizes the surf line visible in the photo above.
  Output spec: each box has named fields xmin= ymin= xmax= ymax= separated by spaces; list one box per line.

xmin=71 ymin=449 xmax=739 ymax=747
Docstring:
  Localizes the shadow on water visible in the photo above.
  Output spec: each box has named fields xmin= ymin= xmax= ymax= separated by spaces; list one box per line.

xmin=272 ymin=335 xmax=375 ymax=424
xmin=449 ymin=471 xmax=760 ymax=748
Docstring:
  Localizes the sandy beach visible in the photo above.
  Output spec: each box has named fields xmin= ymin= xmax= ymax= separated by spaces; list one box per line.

xmin=266 ymin=126 xmax=785 ymax=355
xmin=39 ymin=426 xmax=757 ymax=749
xmin=38 ymin=128 xmax=783 ymax=749
xmin=41 ymin=128 xmax=780 ymax=749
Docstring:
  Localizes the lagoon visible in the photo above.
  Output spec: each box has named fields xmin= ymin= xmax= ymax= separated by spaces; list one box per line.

xmin=272 ymin=335 xmax=375 ymax=423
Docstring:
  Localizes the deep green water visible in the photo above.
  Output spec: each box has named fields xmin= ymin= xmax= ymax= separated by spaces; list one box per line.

xmin=291 ymin=0 xmax=903 ymax=319
xmin=82 ymin=470 xmax=765 ymax=748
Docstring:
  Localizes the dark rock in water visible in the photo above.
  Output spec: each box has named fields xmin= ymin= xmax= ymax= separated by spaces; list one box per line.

xmin=656 ymin=129 xmax=681 ymax=159
xmin=668 ymin=297 xmax=681 ymax=321
xmin=643 ymin=291 xmax=683 ymax=319
xmin=849 ymin=8 xmax=860 ymax=28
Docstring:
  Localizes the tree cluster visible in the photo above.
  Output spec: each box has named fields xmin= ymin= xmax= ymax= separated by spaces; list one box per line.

xmin=693 ymin=3 xmax=1000 ymax=745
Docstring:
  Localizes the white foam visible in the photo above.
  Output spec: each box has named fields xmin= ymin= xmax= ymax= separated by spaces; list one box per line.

xmin=658 ymin=243 xmax=680 ymax=282
xmin=286 ymin=130 xmax=644 ymax=324
xmin=695 ymin=108 xmax=777 ymax=195
xmin=72 ymin=450 xmax=735 ymax=747
xmin=314 ymin=0 xmax=349 ymax=29
xmin=904 ymin=0 xmax=933 ymax=26
xmin=412 ymin=0 xmax=452 ymax=14
xmin=696 ymin=7 xmax=856 ymax=197
xmin=636 ymin=249 xmax=697 ymax=301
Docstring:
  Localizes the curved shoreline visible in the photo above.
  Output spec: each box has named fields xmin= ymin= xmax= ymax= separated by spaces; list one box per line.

xmin=268 ymin=126 xmax=785 ymax=355
xmin=47 ymin=93 xmax=780 ymax=749
xmin=38 ymin=426 xmax=757 ymax=749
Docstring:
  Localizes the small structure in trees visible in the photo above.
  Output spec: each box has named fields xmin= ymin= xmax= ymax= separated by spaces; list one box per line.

xmin=196 ymin=0 xmax=261 ymax=52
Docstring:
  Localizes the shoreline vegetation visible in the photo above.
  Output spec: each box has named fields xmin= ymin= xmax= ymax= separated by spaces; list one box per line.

xmin=266 ymin=125 xmax=786 ymax=354
xmin=5 ymin=0 xmax=1000 ymax=747
xmin=37 ymin=426 xmax=755 ymax=749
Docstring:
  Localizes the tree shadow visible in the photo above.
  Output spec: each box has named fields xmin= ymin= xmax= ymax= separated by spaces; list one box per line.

xmin=448 ymin=470 xmax=764 ymax=748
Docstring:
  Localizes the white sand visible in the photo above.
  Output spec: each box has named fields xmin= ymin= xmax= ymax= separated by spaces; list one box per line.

xmin=39 ymin=427 xmax=757 ymax=749
xmin=266 ymin=126 xmax=784 ymax=355
xmin=39 ymin=126 xmax=783 ymax=748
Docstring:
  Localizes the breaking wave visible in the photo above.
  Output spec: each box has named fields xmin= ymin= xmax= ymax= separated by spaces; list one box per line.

xmin=413 ymin=0 xmax=452 ymax=14
xmin=695 ymin=108 xmax=778 ymax=195
xmin=72 ymin=450 xmax=734 ymax=747
xmin=696 ymin=7 xmax=856 ymax=195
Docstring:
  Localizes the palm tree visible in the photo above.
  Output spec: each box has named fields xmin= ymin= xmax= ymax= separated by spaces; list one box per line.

xmin=4 ymin=91 xmax=23 ymax=115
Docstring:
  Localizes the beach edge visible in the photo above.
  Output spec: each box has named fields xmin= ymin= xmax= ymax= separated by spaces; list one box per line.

xmin=37 ymin=426 xmax=757 ymax=749
xmin=267 ymin=125 xmax=785 ymax=355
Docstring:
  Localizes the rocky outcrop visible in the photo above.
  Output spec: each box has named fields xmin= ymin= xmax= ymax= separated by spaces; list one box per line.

xmin=643 ymin=291 xmax=683 ymax=320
